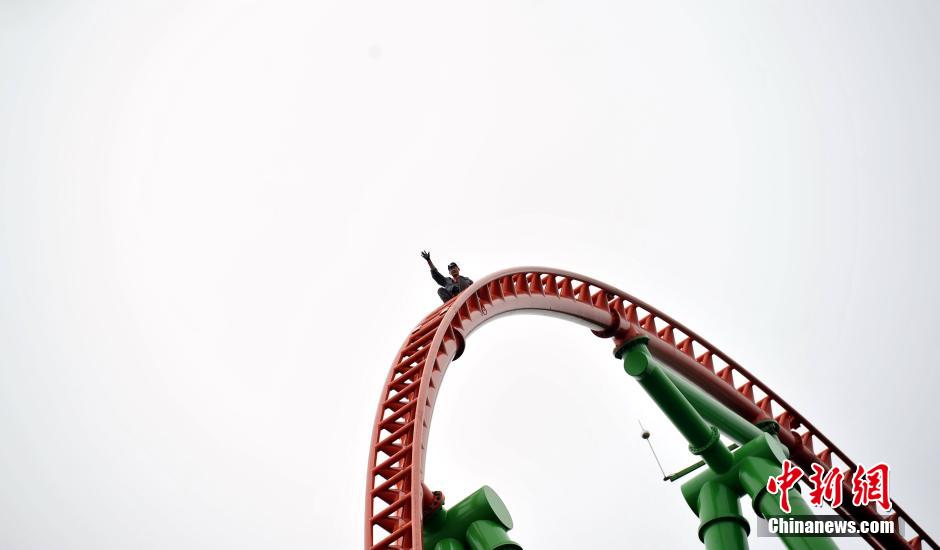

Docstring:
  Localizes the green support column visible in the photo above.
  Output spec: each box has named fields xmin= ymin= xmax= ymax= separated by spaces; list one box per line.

xmin=621 ymin=337 xmax=735 ymax=475
xmin=738 ymin=458 xmax=839 ymax=550
xmin=697 ymin=481 xmax=750 ymax=550
xmin=661 ymin=368 xmax=764 ymax=445
xmin=679 ymin=435 xmax=835 ymax=550
xmin=620 ymin=336 xmax=747 ymax=549
xmin=466 ymin=520 xmax=517 ymax=550
xmin=433 ymin=539 xmax=466 ymax=550
xmin=422 ymin=486 xmax=521 ymax=550
xmin=619 ymin=337 xmax=840 ymax=550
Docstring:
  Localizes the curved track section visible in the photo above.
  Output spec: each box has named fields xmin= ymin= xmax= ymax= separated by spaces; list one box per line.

xmin=365 ymin=267 xmax=931 ymax=549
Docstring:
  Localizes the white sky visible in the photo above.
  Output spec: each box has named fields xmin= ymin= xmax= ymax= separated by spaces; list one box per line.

xmin=1 ymin=1 xmax=938 ymax=548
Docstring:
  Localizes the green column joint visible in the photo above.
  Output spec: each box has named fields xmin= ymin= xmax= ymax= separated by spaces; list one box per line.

xmin=689 ymin=426 xmax=722 ymax=456
xmin=697 ymin=481 xmax=750 ymax=550
xmin=433 ymin=539 xmax=465 ymax=550
xmin=422 ymin=486 xmax=521 ymax=550
xmin=667 ymin=444 xmax=740 ymax=483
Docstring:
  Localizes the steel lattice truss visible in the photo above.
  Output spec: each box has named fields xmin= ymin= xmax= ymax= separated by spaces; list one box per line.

xmin=365 ymin=267 xmax=932 ymax=549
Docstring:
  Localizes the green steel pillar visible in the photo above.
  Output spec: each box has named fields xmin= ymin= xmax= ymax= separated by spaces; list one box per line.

xmin=738 ymin=457 xmax=839 ymax=550
xmin=432 ymin=540 xmax=466 ymax=550
xmin=679 ymin=435 xmax=835 ymax=550
xmin=697 ymin=481 xmax=750 ymax=550
xmin=621 ymin=336 xmax=735 ymax=475
xmin=619 ymin=338 xmax=840 ymax=549
xmin=620 ymin=336 xmax=747 ymax=549
xmin=422 ymin=486 xmax=521 ymax=550
xmin=661 ymin=368 xmax=764 ymax=445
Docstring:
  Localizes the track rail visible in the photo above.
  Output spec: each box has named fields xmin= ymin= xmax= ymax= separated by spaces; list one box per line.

xmin=365 ymin=267 xmax=932 ymax=549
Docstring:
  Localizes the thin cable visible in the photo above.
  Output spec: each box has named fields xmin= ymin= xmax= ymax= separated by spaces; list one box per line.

xmin=638 ymin=420 xmax=666 ymax=479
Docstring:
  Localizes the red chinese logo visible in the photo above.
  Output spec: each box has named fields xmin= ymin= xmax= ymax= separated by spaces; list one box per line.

xmin=851 ymin=463 xmax=891 ymax=511
xmin=766 ymin=461 xmax=891 ymax=512
xmin=808 ymin=463 xmax=844 ymax=508
xmin=766 ymin=459 xmax=803 ymax=513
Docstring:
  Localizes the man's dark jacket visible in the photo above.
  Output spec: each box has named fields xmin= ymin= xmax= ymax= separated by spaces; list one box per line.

xmin=431 ymin=267 xmax=473 ymax=299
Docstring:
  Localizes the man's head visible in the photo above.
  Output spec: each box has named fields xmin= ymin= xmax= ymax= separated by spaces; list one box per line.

xmin=447 ymin=262 xmax=460 ymax=279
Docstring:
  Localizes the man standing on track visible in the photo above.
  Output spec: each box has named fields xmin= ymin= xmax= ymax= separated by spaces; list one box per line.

xmin=421 ymin=250 xmax=473 ymax=303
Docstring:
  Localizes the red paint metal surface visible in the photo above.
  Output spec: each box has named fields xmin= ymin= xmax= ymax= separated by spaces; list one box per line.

xmin=365 ymin=267 xmax=932 ymax=549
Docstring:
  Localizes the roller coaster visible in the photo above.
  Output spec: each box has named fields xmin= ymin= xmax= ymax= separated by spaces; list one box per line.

xmin=365 ymin=267 xmax=934 ymax=549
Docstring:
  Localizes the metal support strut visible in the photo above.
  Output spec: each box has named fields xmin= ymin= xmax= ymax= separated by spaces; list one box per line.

xmin=617 ymin=336 xmax=837 ymax=550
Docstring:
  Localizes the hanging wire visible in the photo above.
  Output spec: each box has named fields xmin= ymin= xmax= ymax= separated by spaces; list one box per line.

xmin=638 ymin=420 xmax=666 ymax=479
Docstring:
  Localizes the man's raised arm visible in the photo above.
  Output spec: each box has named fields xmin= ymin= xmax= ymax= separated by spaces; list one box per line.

xmin=421 ymin=250 xmax=448 ymax=286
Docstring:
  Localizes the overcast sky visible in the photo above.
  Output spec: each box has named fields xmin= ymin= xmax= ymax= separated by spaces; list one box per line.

xmin=2 ymin=1 xmax=938 ymax=549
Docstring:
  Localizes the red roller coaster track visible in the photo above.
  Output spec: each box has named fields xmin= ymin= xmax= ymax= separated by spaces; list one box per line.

xmin=365 ymin=267 xmax=933 ymax=549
